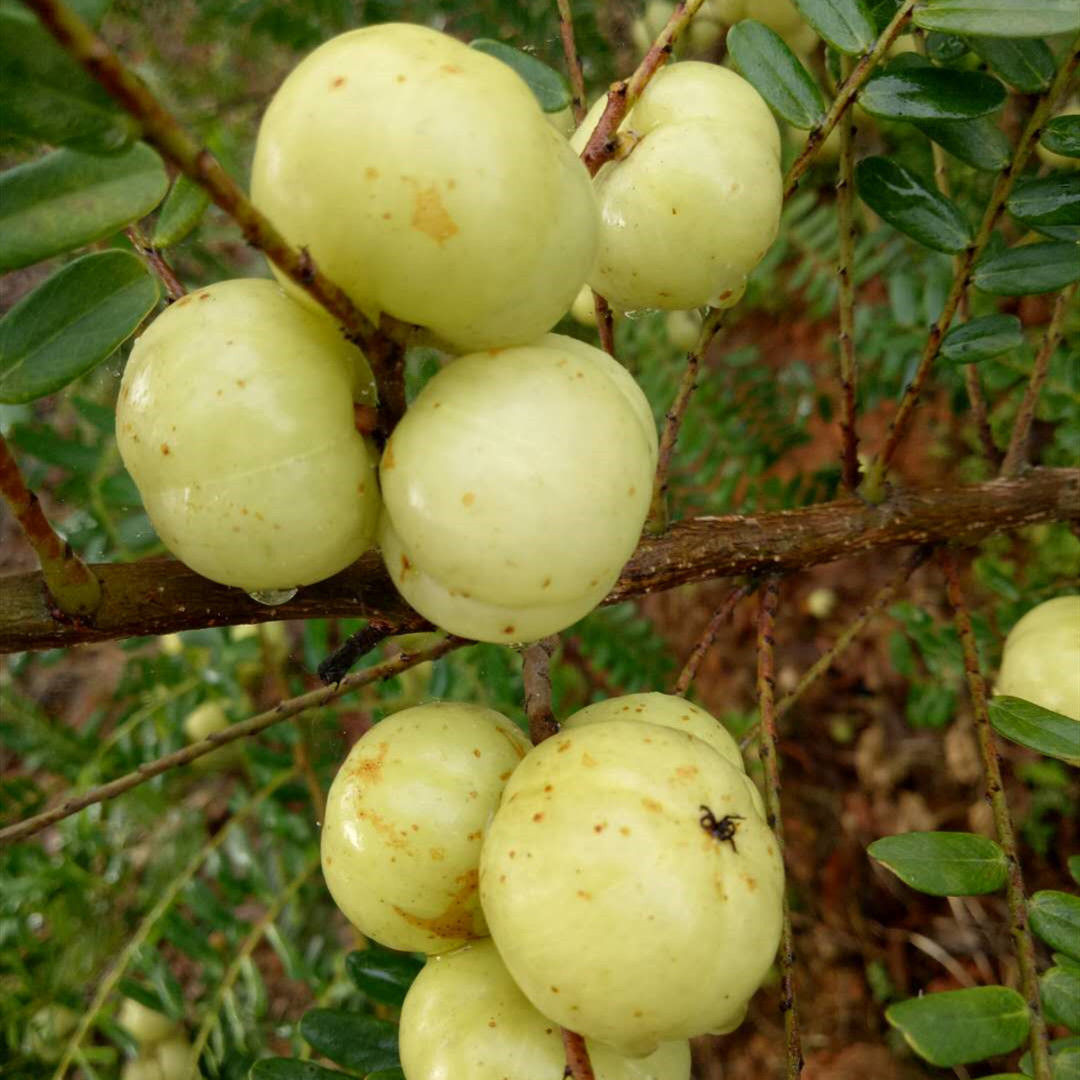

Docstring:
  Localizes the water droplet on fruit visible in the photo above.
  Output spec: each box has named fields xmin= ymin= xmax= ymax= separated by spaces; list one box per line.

xmin=248 ymin=587 xmax=298 ymax=606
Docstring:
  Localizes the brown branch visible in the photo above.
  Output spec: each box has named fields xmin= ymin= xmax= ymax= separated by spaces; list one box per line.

xmin=647 ymin=307 xmax=726 ymax=531
xmin=865 ymin=34 xmax=1080 ymax=497
xmin=1000 ymin=283 xmax=1076 ymax=478
xmin=2 ymin=471 xmax=1077 ymax=654
xmin=562 ymin=1028 xmax=597 ymax=1080
xmin=784 ymin=0 xmax=917 ymax=199
xmin=755 ymin=579 xmax=803 ymax=1078
xmin=672 ymin=583 xmax=752 ymax=696
xmin=317 ymin=618 xmax=427 ymax=685
xmin=20 ymin=0 xmax=412 ymax=400
xmin=941 ymin=550 xmax=1051 ymax=1080
xmin=963 ymin=362 xmax=1002 ymax=469
xmin=125 ymin=224 xmax=185 ymax=302
xmin=555 ymin=0 xmax=588 ymax=125
xmin=580 ymin=0 xmax=708 ymax=177
xmin=0 ymin=433 xmax=101 ymax=617
xmin=593 ymin=291 xmax=617 ymax=357
xmin=0 ymin=636 xmax=466 ymax=846
xmin=523 ymin=636 xmax=560 ymax=744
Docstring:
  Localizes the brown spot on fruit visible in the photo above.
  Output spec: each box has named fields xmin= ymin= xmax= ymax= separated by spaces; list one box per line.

xmin=581 ymin=752 xmax=598 ymax=767
xmin=351 ymin=741 xmax=389 ymax=785
xmin=429 ymin=847 xmax=445 ymax=861
xmin=401 ymin=554 xmax=412 ymax=574
xmin=364 ymin=166 xmax=378 ymax=179
xmin=619 ymin=826 xmax=631 ymax=836
xmin=577 ymin=890 xmax=592 ymax=900
xmin=593 ymin=822 xmax=606 ymax=833
xmin=331 ymin=75 xmax=346 ymax=88
xmin=502 ymin=625 xmax=515 ymax=635
xmin=462 ymin=492 xmax=476 ymax=506
xmin=557 ymin=740 xmax=571 ymax=753
xmin=542 ymin=576 xmax=551 ymax=589
xmin=412 ymin=186 xmax=459 ymax=245
xmin=440 ymin=63 xmax=464 ymax=74
xmin=160 ymin=443 xmax=170 ymax=455
xmin=391 ymin=868 xmax=479 ymax=940
xmin=642 ymin=797 xmax=663 ymax=813
xmin=532 ymin=812 xmax=544 ymax=822
xmin=382 ymin=442 xmax=395 ymax=469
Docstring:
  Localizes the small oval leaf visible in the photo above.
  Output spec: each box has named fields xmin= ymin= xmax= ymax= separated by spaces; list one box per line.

xmin=973 ymin=242 xmax=1080 ymax=296
xmin=1042 ymin=116 xmax=1080 ymax=160
xmin=989 ymin=696 xmax=1080 ymax=763
xmin=299 ymin=1010 xmax=399 ymax=1073
xmin=346 ymin=948 xmax=424 ymax=1007
xmin=856 ymin=157 xmax=972 ymax=253
xmin=1008 ymin=175 xmax=1080 ymax=242
xmin=859 ymin=68 xmax=1006 ymax=122
xmin=728 ymin=21 xmax=826 ymax=129
xmin=914 ymin=0 xmax=1080 ymax=38
xmin=250 ymin=1061 xmax=360 ymax=1080
xmin=968 ymin=36 xmax=1056 ymax=93
xmin=151 ymin=174 xmax=211 ymax=248
xmin=914 ymin=114 xmax=1011 ymax=172
xmin=1041 ymin=966 xmax=1080 ymax=1032
xmin=886 ymin=986 xmax=1030 ymax=1067
xmin=1021 ymin=1037 xmax=1080 ymax=1079
xmin=1030 ymin=892 xmax=1080 ymax=960
xmin=868 ymin=831 xmax=1009 ymax=895
xmin=792 ymin=0 xmax=877 ymax=55
xmin=939 ymin=314 xmax=1023 ymax=365
xmin=469 ymin=39 xmax=571 ymax=114
xmin=0 ymin=143 xmax=169 ymax=273
xmin=0 ymin=251 xmax=159 ymax=404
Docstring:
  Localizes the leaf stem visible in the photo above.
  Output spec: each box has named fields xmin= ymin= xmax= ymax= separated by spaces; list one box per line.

xmin=125 ymin=223 xmax=185 ymax=302
xmin=940 ymin=549 xmax=1050 ymax=1080
xmin=0 ymin=431 xmax=101 ymax=617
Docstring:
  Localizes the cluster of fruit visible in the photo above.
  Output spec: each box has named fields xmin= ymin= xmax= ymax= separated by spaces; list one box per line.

xmin=321 ymin=692 xmax=784 ymax=1077
xmin=115 ymin=23 xmax=781 ymax=646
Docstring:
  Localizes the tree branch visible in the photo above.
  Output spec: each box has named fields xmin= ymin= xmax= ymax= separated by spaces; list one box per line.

xmin=555 ymin=0 xmax=588 ymax=125
xmin=672 ymin=583 xmax=752 ymax=696
xmin=523 ymin=636 xmax=560 ymax=744
xmin=2 ymin=471 xmax=1076 ymax=653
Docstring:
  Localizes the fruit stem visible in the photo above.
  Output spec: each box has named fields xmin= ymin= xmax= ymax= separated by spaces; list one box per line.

xmin=523 ymin=636 xmax=560 ymax=744
xmin=0 ymin=432 xmax=101 ymax=618
xmin=126 ymin=223 xmax=186 ymax=302
xmin=555 ymin=0 xmax=588 ymax=126
xmin=940 ymin=550 xmax=1052 ymax=1080
xmin=561 ymin=1028 xmax=597 ymax=1080
xmin=593 ymin=291 xmax=617 ymax=357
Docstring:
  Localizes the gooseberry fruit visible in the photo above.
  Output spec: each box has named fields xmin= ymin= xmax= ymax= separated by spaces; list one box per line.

xmin=996 ymin=595 xmax=1080 ymax=721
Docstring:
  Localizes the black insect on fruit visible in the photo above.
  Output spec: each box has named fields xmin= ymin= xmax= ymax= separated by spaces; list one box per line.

xmin=699 ymin=805 xmax=744 ymax=852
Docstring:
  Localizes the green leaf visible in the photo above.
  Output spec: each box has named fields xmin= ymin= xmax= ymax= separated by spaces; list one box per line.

xmin=1008 ymin=175 xmax=1080 ymax=242
xmin=939 ymin=314 xmax=1023 ymax=365
xmin=1021 ymin=1037 xmax=1080 ymax=1079
xmin=791 ymin=0 xmax=876 ymax=54
xmin=915 ymin=114 xmax=1011 ymax=172
xmin=0 ymin=251 xmax=158 ymax=404
xmin=1042 ymin=966 xmax=1080 ymax=1032
xmin=913 ymin=0 xmax=1080 ymax=38
xmin=988 ymin=696 xmax=1080 ymax=764
xmin=868 ymin=831 xmax=1008 ymax=895
xmin=0 ymin=6 xmax=137 ymax=154
xmin=299 ymin=1010 xmax=399 ymax=1073
xmin=1042 ymin=116 xmax=1080 ymax=160
xmin=859 ymin=68 xmax=1006 ymax=122
xmin=250 ymin=1061 xmax=360 ymax=1080
xmin=1030 ymin=892 xmax=1080 ymax=960
xmin=855 ymin=157 xmax=972 ymax=253
xmin=728 ymin=21 xmax=826 ymax=129
xmin=968 ymin=36 xmax=1055 ymax=93
xmin=151 ymin=174 xmax=211 ymax=248
xmin=925 ymin=31 xmax=969 ymax=62
xmin=346 ymin=949 xmax=423 ymax=1007
xmin=1070 ymin=856 xmax=1080 ymax=887
xmin=0 ymin=143 xmax=168 ymax=273
xmin=469 ymin=39 xmax=571 ymax=113
xmin=886 ymin=986 xmax=1030 ymax=1067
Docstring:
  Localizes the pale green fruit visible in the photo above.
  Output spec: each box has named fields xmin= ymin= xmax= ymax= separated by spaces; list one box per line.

xmin=707 ymin=0 xmax=745 ymax=21
xmin=664 ymin=309 xmax=703 ymax=351
xmin=24 ymin=1004 xmax=79 ymax=1061
xmin=570 ymin=283 xmax=600 ymax=327
xmin=996 ymin=596 xmax=1080 ymax=721
xmin=400 ymin=939 xmax=691 ymax=1080
xmin=152 ymin=1036 xmax=193 ymax=1080
xmin=121 ymin=1061 xmax=164 ymax=1080
xmin=321 ymin=702 xmax=530 ymax=953
xmin=117 ymin=999 xmax=179 ymax=1047
xmin=183 ymin=701 xmax=238 ymax=771
xmin=379 ymin=335 xmax=657 ymax=643
xmin=571 ymin=64 xmax=781 ymax=313
xmin=251 ymin=24 xmax=598 ymax=353
xmin=1037 ymin=103 xmax=1080 ymax=171
xmin=805 ymin=586 xmax=838 ymax=619
xmin=117 ymin=279 xmax=380 ymax=593
xmin=788 ymin=120 xmax=843 ymax=163
xmin=545 ymin=105 xmax=576 ymax=138
xmin=480 ymin=719 xmax=784 ymax=1056
xmin=746 ymin=0 xmax=818 ymax=51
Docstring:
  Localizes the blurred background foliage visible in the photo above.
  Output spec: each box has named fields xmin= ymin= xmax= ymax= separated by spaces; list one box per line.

xmin=1 ymin=0 xmax=1078 ymax=1077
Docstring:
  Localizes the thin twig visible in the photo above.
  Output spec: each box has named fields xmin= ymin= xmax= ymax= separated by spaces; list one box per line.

xmin=184 ymin=853 xmax=321 ymax=1080
xmin=0 ymin=637 xmax=465 ymax=846
xmin=865 ymin=34 xmax=1080 ymax=497
xmin=126 ymin=223 xmax=185 ymax=302
xmin=593 ymin=291 xmax=617 ymax=357
xmin=941 ymin=549 xmax=1051 ymax=1080
xmin=755 ymin=578 xmax=803 ymax=1079
xmin=562 ymin=1028 xmax=597 ymax=1080
xmin=317 ymin=618 xmax=425 ymax=685
xmin=1000 ymin=283 xmax=1076 ymax=478
xmin=0 ymin=432 xmax=101 ymax=617
xmin=50 ymin=768 xmax=298 ymax=1080
xmin=555 ymin=0 xmax=587 ymax=125
xmin=523 ymin=637 xmax=560 ymax=744
xmin=580 ymin=0 xmax=708 ymax=177
xmin=647 ymin=306 xmax=726 ymax=531
xmin=835 ymin=52 xmax=860 ymax=494
xmin=784 ymin=0 xmax=917 ymax=199
xmin=20 ymin=0 xmax=412 ymax=399
xmin=672 ymin=583 xmax=753 ymax=696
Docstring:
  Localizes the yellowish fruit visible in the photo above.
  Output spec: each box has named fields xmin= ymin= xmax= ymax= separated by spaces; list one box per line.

xmin=379 ymin=335 xmax=657 ymax=643
xmin=1037 ymin=103 xmax=1080 ymax=171
xmin=664 ymin=309 xmax=703 ymax=351
xmin=117 ymin=999 xmax=179 ymax=1047
xmin=251 ymin=24 xmax=598 ymax=352
xmin=117 ymin=279 xmax=380 ymax=593
xmin=24 ymin=1005 xmax=79 ymax=1061
xmin=480 ymin=717 xmax=784 ymax=1056
xmin=996 ymin=596 xmax=1080 ymax=721
xmin=399 ymin=939 xmax=691 ymax=1079
xmin=321 ymin=702 xmax=530 ymax=953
